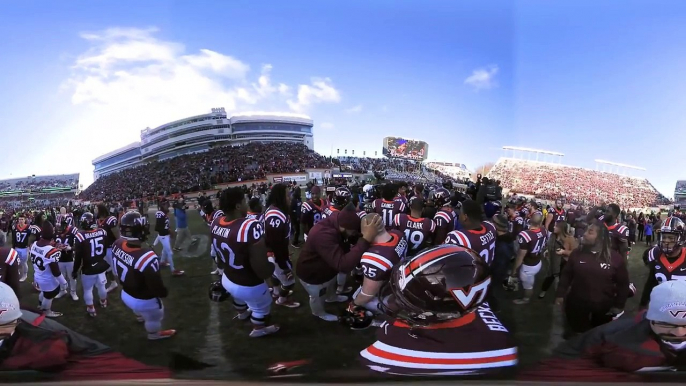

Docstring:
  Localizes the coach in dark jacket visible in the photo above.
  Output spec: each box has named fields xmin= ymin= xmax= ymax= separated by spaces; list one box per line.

xmin=296 ymin=205 xmax=381 ymax=321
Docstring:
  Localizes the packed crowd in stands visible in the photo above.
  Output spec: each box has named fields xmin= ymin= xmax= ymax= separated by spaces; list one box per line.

xmin=0 ymin=174 xmax=79 ymax=192
xmin=337 ymin=156 xmax=448 ymax=182
xmin=488 ymin=158 xmax=670 ymax=208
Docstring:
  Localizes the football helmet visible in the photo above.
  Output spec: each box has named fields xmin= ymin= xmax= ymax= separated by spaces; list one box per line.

xmin=80 ymin=212 xmax=96 ymax=230
xmin=658 ymin=216 xmax=685 ymax=255
xmin=332 ymin=187 xmax=352 ymax=208
xmin=377 ymin=245 xmax=490 ymax=327
xmin=208 ymin=281 xmax=229 ymax=302
xmin=339 ymin=302 xmax=374 ymax=330
xmin=120 ymin=210 xmax=148 ymax=241
xmin=431 ymin=188 xmax=451 ymax=208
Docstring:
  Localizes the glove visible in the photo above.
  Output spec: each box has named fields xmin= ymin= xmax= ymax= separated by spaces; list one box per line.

xmin=303 ymin=234 xmax=308 ymax=242
xmin=339 ymin=302 xmax=374 ymax=330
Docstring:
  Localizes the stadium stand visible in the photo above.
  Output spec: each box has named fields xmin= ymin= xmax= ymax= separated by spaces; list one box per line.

xmin=487 ymin=158 xmax=669 ymax=208
xmin=80 ymin=144 xmax=455 ymax=202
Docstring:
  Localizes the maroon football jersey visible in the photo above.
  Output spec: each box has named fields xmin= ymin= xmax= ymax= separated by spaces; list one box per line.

xmin=155 ymin=210 xmax=170 ymax=237
xmin=264 ymin=206 xmax=291 ymax=270
xmin=445 ymin=221 xmax=497 ymax=266
xmin=360 ymin=230 xmax=408 ymax=282
xmin=516 ymin=227 xmax=548 ymax=265
xmin=360 ymin=304 xmax=517 ymax=376
xmin=605 ymin=222 xmax=629 ymax=255
xmin=373 ymin=199 xmax=406 ymax=229
xmin=509 ymin=215 xmax=525 ymax=235
xmin=111 ymin=239 xmax=166 ymax=300
xmin=97 ymin=215 xmax=118 ymax=248
xmin=547 ymin=208 xmax=567 ymax=232
xmin=645 ymin=246 xmax=686 ymax=283
xmin=210 ymin=216 xmax=265 ymax=287
xmin=321 ymin=205 xmax=339 ymax=220
xmin=74 ymin=228 xmax=110 ymax=275
xmin=301 ymin=198 xmax=327 ymax=232
xmin=392 ymin=214 xmax=435 ymax=256
xmin=433 ymin=208 xmax=456 ymax=245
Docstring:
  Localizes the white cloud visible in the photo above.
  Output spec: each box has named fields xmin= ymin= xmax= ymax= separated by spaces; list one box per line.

xmin=464 ymin=65 xmax=499 ymax=91
xmin=345 ymin=104 xmax=363 ymax=113
xmin=320 ymin=122 xmax=335 ymax=130
xmin=287 ymin=77 xmax=341 ymax=112
xmin=63 ymin=27 xmax=342 ymax=187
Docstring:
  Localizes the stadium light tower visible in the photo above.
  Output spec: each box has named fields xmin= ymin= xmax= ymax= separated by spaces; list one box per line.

xmin=594 ymin=159 xmax=645 ymax=176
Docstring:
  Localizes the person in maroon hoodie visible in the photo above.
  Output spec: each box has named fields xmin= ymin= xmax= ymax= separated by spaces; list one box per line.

xmin=555 ymin=219 xmax=630 ymax=338
xmin=296 ymin=204 xmax=381 ymax=322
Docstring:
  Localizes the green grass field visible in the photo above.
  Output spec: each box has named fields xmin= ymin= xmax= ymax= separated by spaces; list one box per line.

xmin=15 ymin=209 xmax=654 ymax=380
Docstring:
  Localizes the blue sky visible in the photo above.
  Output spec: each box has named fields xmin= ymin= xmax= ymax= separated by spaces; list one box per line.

xmin=0 ymin=1 xmax=683 ymax=196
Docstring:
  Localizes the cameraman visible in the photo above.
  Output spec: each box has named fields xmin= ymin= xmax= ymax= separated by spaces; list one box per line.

xmin=173 ymin=197 xmax=191 ymax=251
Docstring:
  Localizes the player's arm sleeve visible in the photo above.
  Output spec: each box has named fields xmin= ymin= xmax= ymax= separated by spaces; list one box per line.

xmin=432 ymin=217 xmax=449 ymax=246
xmin=5 ymin=253 xmax=21 ymax=300
xmin=639 ymin=264 xmax=657 ymax=308
xmin=555 ymin=252 xmax=575 ymax=298
xmin=107 ymin=216 xmax=120 ymax=238
xmin=612 ymin=252 xmax=630 ymax=309
xmin=49 ymin=251 xmax=62 ymax=277
xmin=315 ymin=229 xmax=371 ymax=273
xmin=248 ymin=225 xmax=274 ymax=280
xmin=73 ymin=240 xmax=83 ymax=273
xmin=144 ymin=262 xmax=168 ymax=298
xmin=444 ymin=231 xmax=461 ymax=245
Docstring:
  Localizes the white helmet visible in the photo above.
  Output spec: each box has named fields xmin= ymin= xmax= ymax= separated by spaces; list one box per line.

xmin=0 ymin=282 xmax=22 ymax=325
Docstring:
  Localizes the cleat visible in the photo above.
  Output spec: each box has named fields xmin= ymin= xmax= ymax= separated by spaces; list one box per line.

xmin=276 ymin=298 xmax=300 ymax=308
xmin=161 ymin=262 xmax=170 ymax=267
xmin=44 ymin=310 xmax=63 ymax=318
xmin=55 ymin=290 xmax=68 ymax=299
xmin=172 ymin=270 xmax=185 ymax=276
xmin=325 ymin=295 xmax=349 ymax=303
xmin=148 ymin=329 xmax=176 ymax=340
xmin=70 ymin=292 xmax=79 ymax=301
xmin=106 ymin=281 xmax=119 ymax=293
xmin=87 ymin=305 xmax=97 ymax=317
xmin=314 ymin=313 xmax=338 ymax=322
xmin=336 ymin=286 xmax=353 ymax=295
xmin=249 ymin=325 xmax=279 ymax=338
xmin=235 ymin=310 xmax=252 ymax=320
xmin=100 ymin=299 xmax=108 ymax=308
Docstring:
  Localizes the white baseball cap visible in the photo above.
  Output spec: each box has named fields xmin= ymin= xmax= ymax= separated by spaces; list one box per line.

xmin=646 ymin=280 xmax=686 ymax=325
xmin=0 ymin=282 xmax=22 ymax=325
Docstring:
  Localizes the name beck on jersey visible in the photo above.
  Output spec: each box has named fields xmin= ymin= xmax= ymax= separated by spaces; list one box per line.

xmin=479 ymin=304 xmax=508 ymax=332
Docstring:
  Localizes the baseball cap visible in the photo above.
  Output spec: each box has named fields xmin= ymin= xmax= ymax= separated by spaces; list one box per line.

xmin=646 ymin=280 xmax=686 ymax=325
xmin=0 ymin=282 xmax=22 ymax=325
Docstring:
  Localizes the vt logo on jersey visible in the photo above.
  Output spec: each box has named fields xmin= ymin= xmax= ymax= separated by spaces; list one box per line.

xmin=450 ymin=277 xmax=491 ymax=309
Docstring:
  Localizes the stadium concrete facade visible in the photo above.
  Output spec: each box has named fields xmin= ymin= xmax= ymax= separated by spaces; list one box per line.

xmin=91 ymin=108 xmax=314 ymax=180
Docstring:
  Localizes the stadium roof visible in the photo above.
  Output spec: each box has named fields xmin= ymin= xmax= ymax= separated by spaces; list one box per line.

xmin=0 ymin=173 xmax=79 ymax=184
xmin=502 ymin=146 xmax=564 ymax=156
xmin=594 ymin=159 xmax=646 ymax=171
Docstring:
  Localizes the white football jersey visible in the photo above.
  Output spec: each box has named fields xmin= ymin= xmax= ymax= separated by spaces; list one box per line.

xmin=30 ymin=241 xmax=62 ymax=291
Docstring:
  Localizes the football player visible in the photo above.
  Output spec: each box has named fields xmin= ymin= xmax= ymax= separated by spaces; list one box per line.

xmin=348 ymin=213 xmax=407 ymax=319
xmin=359 ymin=245 xmax=517 ymax=376
xmin=431 ymin=187 xmax=456 ymax=245
xmin=323 ymin=187 xmax=355 ymax=294
xmin=11 ymin=214 xmax=34 ymax=282
xmin=511 ymin=212 xmax=548 ymax=304
xmin=445 ymin=199 xmax=498 ymax=266
xmin=0 ymin=247 xmax=20 ymax=298
xmin=72 ymin=213 xmax=110 ymax=317
xmin=545 ymin=199 xmax=567 ymax=233
xmin=264 ymin=184 xmax=299 ymax=308
xmin=372 ymin=183 xmax=407 ymax=230
xmin=246 ymin=197 xmax=264 ymax=224
xmin=112 ymin=210 xmax=176 ymax=340
xmin=154 ymin=200 xmax=184 ymax=276
xmin=96 ymin=204 xmax=122 ymax=291
xmin=639 ymin=216 xmax=686 ymax=309
xmin=506 ymin=203 xmax=525 ymax=237
xmin=392 ymin=197 xmax=435 ymax=257
xmin=201 ymin=200 xmax=225 ymax=276
xmin=54 ymin=223 xmax=78 ymax=301
xmin=30 ymin=221 xmax=67 ymax=317
xmin=210 ymin=187 xmax=279 ymax=337
xmin=393 ymin=182 xmax=409 ymax=210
